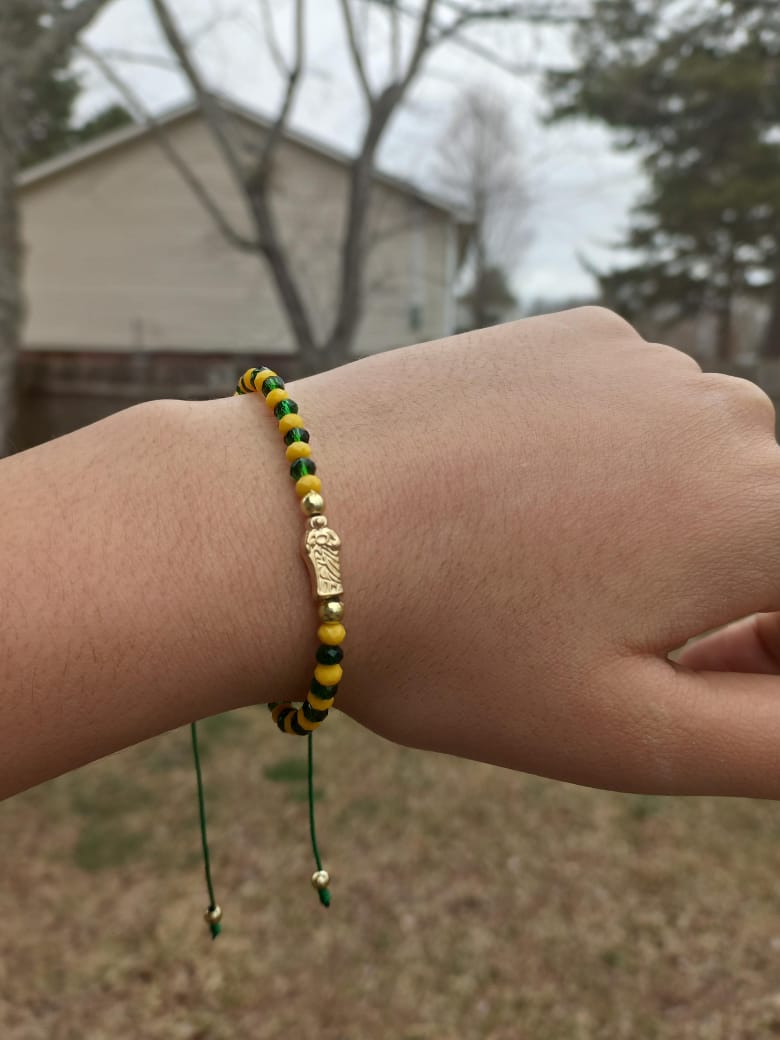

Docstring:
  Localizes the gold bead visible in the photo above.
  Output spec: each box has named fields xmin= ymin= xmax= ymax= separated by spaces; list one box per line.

xmin=300 ymin=491 xmax=325 ymax=516
xmin=311 ymin=869 xmax=330 ymax=891
xmin=319 ymin=600 xmax=344 ymax=623
xmin=204 ymin=905 xmax=223 ymax=925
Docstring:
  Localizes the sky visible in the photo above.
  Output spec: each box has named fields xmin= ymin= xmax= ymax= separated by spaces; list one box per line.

xmin=76 ymin=0 xmax=646 ymax=306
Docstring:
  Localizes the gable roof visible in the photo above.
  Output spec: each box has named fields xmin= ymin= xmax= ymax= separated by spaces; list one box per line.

xmin=18 ymin=95 xmax=463 ymax=218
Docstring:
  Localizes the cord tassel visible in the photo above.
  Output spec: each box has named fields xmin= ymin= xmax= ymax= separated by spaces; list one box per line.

xmin=190 ymin=721 xmax=222 ymax=938
xmin=308 ymin=732 xmax=331 ymax=907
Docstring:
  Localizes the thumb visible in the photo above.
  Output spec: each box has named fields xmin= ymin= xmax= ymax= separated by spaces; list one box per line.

xmin=623 ymin=619 xmax=780 ymax=798
xmin=675 ymin=613 xmax=780 ymax=675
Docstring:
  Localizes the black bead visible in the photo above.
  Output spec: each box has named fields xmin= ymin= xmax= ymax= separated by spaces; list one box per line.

xmin=310 ymin=678 xmax=337 ymax=699
xmin=290 ymin=457 xmax=316 ymax=480
xmin=316 ymin=645 xmax=343 ymax=665
xmin=303 ymin=700 xmax=329 ymax=723
xmin=290 ymin=713 xmax=308 ymax=736
xmin=261 ymin=375 xmax=285 ymax=396
xmin=274 ymin=398 xmax=299 ymax=420
xmin=276 ymin=707 xmax=293 ymax=732
xmin=284 ymin=427 xmax=310 ymax=446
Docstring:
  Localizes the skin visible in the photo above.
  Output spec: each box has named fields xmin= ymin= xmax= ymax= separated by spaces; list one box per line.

xmin=2 ymin=307 xmax=780 ymax=800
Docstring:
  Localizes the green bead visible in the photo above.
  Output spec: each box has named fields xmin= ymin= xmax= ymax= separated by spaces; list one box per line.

xmin=290 ymin=457 xmax=316 ymax=480
xmin=303 ymin=700 xmax=329 ymax=723
xmin=276 ymin=707 xmax=294 ymax=732
xmin=274 ymin=398 xmax=299 ymax=420
xmin=316 ymin=645 xmax=343 ymax=665
xmin=290 ymin=713 xmax=308 ymax=736
xmin=284 ymin=427 xmax=310 ymax=446
xmin=310 ymin=678 xmax=338 ymax=699
xmin=261 ymin=375 xmax=285 ymax=396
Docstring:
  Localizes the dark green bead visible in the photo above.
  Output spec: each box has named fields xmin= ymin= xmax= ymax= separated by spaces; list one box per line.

xmin=261 ymin=375 xmax=285 ymax=396
xmin=276 ymin=707 xmax=293 ymax=732
xmin=310 ymin=678 xmax=337 ymax=699
xmin=303 ymin=700 xmax=329 ymax=723
xmin=290 ymin=713 xmax=308 ymax=736
xmin=273 ymin=398 xmax=299 ymax=419
xmin=316 ymin=645 xmax=343 ymax=665
xmin=290 ymin=457 xmax=316 ymax=480
xmin=283 ymin=427 xmax=310 ymax=446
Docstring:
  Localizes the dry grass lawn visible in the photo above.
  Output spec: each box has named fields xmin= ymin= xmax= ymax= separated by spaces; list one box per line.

xmin=1 ymin=706 xmax=780 ymax=1039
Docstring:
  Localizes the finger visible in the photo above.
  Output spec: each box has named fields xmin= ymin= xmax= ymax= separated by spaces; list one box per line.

xmin=675 ymin=613 xmax=780 ymax=675
xmin=611 ymin=654 xmax=780 ymax=798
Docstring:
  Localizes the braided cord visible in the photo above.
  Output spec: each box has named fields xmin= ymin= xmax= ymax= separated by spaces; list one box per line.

xmin=191 ymin=364 xmax=342 ymax=934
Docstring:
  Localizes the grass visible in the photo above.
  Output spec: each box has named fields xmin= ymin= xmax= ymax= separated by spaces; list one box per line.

xmin=1 ymin=707 xmax=780 ymax=1037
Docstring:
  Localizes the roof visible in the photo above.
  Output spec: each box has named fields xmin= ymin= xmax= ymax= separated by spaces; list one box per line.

xmin=18 ymin=95 xmax=464 ymax=219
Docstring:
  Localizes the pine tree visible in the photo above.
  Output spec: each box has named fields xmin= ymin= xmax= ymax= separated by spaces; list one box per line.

xmin=0 ymin=0 xmax=115 ymax=456
xmin=548 ymin=0 xmax=780 ymax=360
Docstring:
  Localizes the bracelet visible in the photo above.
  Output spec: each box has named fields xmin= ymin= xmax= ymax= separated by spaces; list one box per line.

xmin=189 ymin=365 xmax=343 ymax=938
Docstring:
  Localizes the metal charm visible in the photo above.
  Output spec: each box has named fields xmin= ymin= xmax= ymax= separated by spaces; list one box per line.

xmin=302 ymin=515 xmax=343 ymax=599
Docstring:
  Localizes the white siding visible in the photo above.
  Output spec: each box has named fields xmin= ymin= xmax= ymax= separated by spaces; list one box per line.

xmin=20 ymin=112 xmax=454 ymax=357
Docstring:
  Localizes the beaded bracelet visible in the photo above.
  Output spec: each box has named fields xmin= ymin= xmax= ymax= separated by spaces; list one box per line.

xmin=189 ymin=365 xmax=344 ymax=938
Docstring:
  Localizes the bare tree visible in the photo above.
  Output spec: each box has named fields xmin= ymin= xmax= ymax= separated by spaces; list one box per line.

xmin=434 ymin=84 xmax=529 ymax=329
xmin=90 ymin=0 xmax=573 ymax=376
xmin=0 ymin=0 xmax=115 ymax=456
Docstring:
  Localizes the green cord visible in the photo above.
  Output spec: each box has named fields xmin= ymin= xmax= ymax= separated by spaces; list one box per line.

xmin=190 ymin=720 xmax=329 ymax=934
xmin=308 ymin=731 xmax=331 ymax=907
xmin=190 ymin=721 xmax=221 ymax=938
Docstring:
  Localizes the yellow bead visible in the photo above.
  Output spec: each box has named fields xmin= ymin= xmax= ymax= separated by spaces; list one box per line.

xmin=319 ymin=600 xmax=344 ymax=623
xmin=278 ymin=413 xmax=305 ymax=434
xmin=307 ymin=692 xmax=335 ymax=712
xmin=314 ymin=663 xmax=342 ymax=686
xmin=266 ymin=387 xmax=289 ymax=409
xmin=296 ymin=475 xmax=322 ymax=498
xmin=296 ymin=709 xmax=319 ymax=732
xmin=285 ymin=441 xmax=312 ymax=462
xmin=283 ymin=712 xmax=296 ymax=734
xmin=270 ymin=703 xmax=286 ymax=724
xmin=245 ymin=368 xmax=274 ymax=392
xmin=317 ymin=623 xmax=346 ymax=646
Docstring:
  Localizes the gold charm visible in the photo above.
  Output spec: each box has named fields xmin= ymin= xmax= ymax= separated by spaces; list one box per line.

xmin=302 ymin=515 xmax=343 ymax=599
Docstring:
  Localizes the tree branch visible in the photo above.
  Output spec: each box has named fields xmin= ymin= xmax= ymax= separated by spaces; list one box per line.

xmin=78 ymin=40 xmax=260 ymax=253
xmin=26 ymin=0 xmax=113 ymax=81
xmin=400 ymin=0 xmax=438 ymax=89
xmin=148 ymin=0 xmax=247 ymax=196
xmin=253 ymin=0 xmax=305 ymax=181
xmin=390 ymin=1 xmax=402 ymax=80
xmin=338 ymin=0 xmax=374 ymax=102
xmin=258 ymin=0 xmax=290 ymax=78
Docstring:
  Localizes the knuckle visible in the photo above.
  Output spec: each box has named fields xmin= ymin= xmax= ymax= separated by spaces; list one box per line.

xmin=566 ymin=305 xmax=642 ymax=340
xmin=702 ymin=373 xmax=776 ymax=427
xmin=646 ymin=341 xmax=702 ymax=372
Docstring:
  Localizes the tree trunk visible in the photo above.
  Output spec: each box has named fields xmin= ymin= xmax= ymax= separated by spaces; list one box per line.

xmin=471 ymin=233 xmax=490 ymax=330
xmin=761 ymin=252 xmax=780 ymax=359
xmin=246 ymin=186 xmax=320 ymax=376
xmin=325 ymin=86 xmax=403 ymax=372
xmin=713 ymin=294 xmax=733 ymax=364
xmin=0 ymin=112 xmax=23 ymax=459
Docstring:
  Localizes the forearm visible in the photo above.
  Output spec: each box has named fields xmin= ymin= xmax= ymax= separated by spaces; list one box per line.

xmin=0 ymin=391 xmax=333 ymax=797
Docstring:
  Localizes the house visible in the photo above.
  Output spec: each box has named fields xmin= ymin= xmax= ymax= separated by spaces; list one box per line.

xmin=15 ymin=98 xmax=462 ymax=443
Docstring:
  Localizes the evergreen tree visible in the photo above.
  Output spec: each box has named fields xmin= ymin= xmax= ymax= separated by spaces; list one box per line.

xmin=548 ymin=0 xmax=780 ymax=360
xmin=14 ymin=5 xmax=81 ymax=168
xmin=13 ymin=5 xmax=132 ymax=169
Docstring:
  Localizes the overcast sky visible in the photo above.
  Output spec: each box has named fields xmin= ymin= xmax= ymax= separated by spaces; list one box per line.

xmin=77 ymin=0 xmax=645 ymax=305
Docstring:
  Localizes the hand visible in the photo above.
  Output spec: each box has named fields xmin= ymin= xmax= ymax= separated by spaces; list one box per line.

xmin=291 ymin=307 xmax=780 ymax=798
